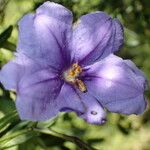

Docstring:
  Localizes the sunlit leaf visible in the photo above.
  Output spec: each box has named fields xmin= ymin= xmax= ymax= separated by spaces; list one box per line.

xmin=0 ymin=110 xmax=18 ymax=133
xmin=0 ymin=130 xmax=37 ymax=149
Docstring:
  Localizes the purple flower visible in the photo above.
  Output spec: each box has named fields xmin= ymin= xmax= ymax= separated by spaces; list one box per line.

xmin=0 ymin=2 xmax=147 ymax=125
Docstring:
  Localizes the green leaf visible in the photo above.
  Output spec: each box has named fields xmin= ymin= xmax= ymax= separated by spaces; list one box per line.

xmin=0 ymin=130 xmax=37 ymax=149
xmin=0 ymin=25 xmax=13 ymax=47
xmin=0 ymin=110 xmax=18 ymax=133
xmin=0 ymin=121 xmax=38 ymax=149
xmin=0 ymin=98 xmax=16 ymax=115
xmin=1 ymin=41 xmax=16 ymax=51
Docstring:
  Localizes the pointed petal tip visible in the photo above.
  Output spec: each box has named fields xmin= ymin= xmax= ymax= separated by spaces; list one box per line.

xmin=77 ymin=93 xmax=107 ymax=125
xmin=82 ymin=114 xmax=107 ymax=125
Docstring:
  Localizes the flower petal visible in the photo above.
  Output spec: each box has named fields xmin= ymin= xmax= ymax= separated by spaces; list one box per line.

xmin=0 ymin=61 xmax=22 ymax=90
xmin=57 ymin=83 xmax=85 ymax=113
xmin=0 ymin=53 xmax=44 ymax=91
xmin=105 ymin=95 xmax=146 ymax=115
xmin=124 ymin=60 xmax=148 ymax=90
xmin=16 ymin=69 xmax=63 ymax=121
xmin=17 ymin=2 xmax=73 ymax=69
xmin=82 ymin=54 xmax=147 ymax=115
xmin=58 ymin=85 xmax=107 ymax=125
xmin=71 ymin=12 xmax=123 ymax=66
xmin=79 ymin=93 xmax=107 ymax=125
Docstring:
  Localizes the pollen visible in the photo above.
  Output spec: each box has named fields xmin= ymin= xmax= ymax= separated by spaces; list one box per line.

xmin=69 ymin=63 xmax=82 ymax=77
xmin=76 ymin=79 xmax=87 ymax=93
xmin=63 ymin=63 xmax=87 ymax=92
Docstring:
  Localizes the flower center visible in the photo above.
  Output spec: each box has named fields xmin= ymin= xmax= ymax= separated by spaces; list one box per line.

xmin=63 ymin=63 xmax=87 ymax=93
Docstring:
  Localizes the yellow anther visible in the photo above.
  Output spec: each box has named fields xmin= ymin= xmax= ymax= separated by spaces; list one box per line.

xmin=68 ymin=63 xmax=82 ymax=78
xmin=76 ymin=79 xmax=87 ymax=93
xmin=69 ymin=70 xmax=75 ymax=77
xmin=63 ymin=63 xmax=87 ymax=93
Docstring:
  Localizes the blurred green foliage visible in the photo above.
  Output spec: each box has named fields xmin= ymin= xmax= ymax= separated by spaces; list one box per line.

xmin=0 ymin=0 xmax=150 ymax=150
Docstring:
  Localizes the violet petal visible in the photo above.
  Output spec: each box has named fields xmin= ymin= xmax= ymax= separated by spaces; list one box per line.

xmin=56 ymin=83 xmax=85 ymax=113
xmin=0 ymin=61 xmax=22 ymax=90
xmin=79 ymin=93 xmax=107 ymax=125
xmin=17 ymin=2 xmax=73 ymax=69
xmin=16 ymin=69 xmax=63 ymax=121
xmin=83 ymin=54 xmax=147 ymax=115
xmin=71 ymin=12 xmax=123 ymax=66
xmin=0 ymin=53 xmax=44 ymax=91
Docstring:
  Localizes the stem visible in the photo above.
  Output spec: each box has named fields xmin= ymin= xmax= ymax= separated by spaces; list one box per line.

xmin=33 ymin=127 xmax=97 ymax=150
